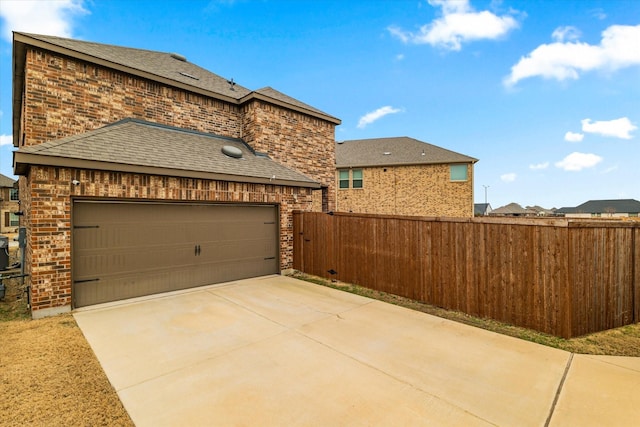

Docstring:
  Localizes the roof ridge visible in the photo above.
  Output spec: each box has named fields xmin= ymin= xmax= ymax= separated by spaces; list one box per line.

xmin=16 ymin=32 xmax=175 ymax=57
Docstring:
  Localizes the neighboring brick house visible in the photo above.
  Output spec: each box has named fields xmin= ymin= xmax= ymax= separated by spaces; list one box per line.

xmin=11 ymin=32 xmax=340 ymax=318
xmin=0 ymin=173 xmax=20 ymax=234
xmin=335 ymin=137 xmax=477 ymax=217
xmin=556 ymin=199 xmax=640 ymax=218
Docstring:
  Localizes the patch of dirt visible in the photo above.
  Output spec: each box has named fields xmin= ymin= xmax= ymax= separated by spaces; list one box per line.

xmin=1 ymin=247 xmax=133 ymax=427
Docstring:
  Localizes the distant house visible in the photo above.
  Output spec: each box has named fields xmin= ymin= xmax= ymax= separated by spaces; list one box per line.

xmin=474 ymin=203 xmax=492 ymax=216
xmin=556 ymin=199 xmax=640 ymax=218
xmin=335 ymin=137 xmax=478 ymax=218
xmin=0 ymin=173 xmax=19 ymax=234
xmin=490 ymin=202 xmax=537 ymax=217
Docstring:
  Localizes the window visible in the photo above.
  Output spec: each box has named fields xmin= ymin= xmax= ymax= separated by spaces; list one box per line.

xmin=338 ymin=169 xmax=363 ymax=189
xmin=9 ymin=212 xmax=19 ymax=227
xmin=352 ymin=169 xmax=363 ymax=188
xmin=10 ymin=188 xmax=18 ymax=200
xmin=339 ymin=170 xmax=350 ymax=189
xmin=450 ymin=164 xmax=468 ymax=181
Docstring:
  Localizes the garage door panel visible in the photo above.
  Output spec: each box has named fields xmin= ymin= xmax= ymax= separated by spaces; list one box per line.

xmin=73 ymin=202 xmax=279 ymax=307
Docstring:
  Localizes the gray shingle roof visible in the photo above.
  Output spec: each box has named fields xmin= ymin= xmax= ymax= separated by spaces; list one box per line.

xmin=335 ymin=137 xmax=477 ymax=168
xmin=12 ymin=32 xmax=340 ymax=144
xmin=491 ymin=203 xmax=536 ymax=215
xmin=14 ymin=119 xmax=320 ymax=188
xmin=571 ymin=199 xmax=640 ymax=214
xmin=19 ymin=32 xmax=252 ymax=100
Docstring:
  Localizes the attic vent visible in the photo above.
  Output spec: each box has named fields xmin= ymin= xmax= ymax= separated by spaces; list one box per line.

xmin=170 ymin=53 xmax=187 ymax=62
xmin=179 ymin=71 xmax=199 ymax=80
xmin=222 ymin=145 xmax=243 ymax=159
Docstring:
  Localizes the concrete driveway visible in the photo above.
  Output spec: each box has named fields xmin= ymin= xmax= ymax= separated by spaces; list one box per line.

xmin=74 ymin=275 xmax=640 ymax=426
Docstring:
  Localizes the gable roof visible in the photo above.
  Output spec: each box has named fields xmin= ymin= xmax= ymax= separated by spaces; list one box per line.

xmin=13 ymin=119 xmax=320 ymax=188
xmin=0 ymin=173 xmax=16 ymax=188
xmin=12 ymin=32 xmax=340 ymax=145
xmin=335 ymin=137 xmax=477 ymax=168
xmin=569 ymin=199 xmax=640 ymax=214
xmin=474 ymin=203 xmax=492 ymax=215
xmin=490 ymin=203 xmax=535 ymax=215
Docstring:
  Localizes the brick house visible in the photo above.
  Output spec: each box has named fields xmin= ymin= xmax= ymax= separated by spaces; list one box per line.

xmin=11 ymin=32 xmax=340 ymax=318
xmin=335 ymin=137 xmax=477 ymax=217
xmin=556 ymin=199 xmax=640 ymax=218
xmin=0 ymin=173 xmax=20 ymax=234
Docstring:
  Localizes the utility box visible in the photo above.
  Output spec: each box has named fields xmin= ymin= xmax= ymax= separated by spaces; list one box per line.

xmin=0 ymin=236 xmax=8 ymax=270
xmin=17 ymin=227 xmax=26 ymax=249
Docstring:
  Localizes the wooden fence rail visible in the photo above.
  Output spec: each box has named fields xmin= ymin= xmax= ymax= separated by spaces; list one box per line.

xmin=293 ymin=211 xmax=640 ymax=338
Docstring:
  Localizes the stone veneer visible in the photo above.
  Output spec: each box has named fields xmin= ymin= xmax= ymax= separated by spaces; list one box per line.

xmin=336 ymin=164 xmax=474 ymax=218
xmin=18 ymin=46 xmax=336 ymax=317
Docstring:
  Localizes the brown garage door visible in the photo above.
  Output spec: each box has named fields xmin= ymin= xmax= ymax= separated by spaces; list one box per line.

xmin=73 ymin=201 xmax=279 ymax=307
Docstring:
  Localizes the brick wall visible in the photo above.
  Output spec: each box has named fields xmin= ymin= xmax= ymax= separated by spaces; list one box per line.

xmin=25 ymin=166 xmax=313 ymax=316
xmin=18 ymin=45 xmax=337 ymax=316
xmin=22 ymin=48 xmax=243 ymax=146
xmin=242 ymin=100 xmax=336 ymax=212
xmin=336 ymin=164 xmax=474 ymax=218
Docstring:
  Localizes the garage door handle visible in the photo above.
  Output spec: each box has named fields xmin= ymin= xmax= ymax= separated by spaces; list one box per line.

xmin=195 ymin=245 xmax=201 ymax=256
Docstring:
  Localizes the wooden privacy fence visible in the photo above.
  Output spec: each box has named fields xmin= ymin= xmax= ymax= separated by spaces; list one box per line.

xmin=293 ymin=211 xmax=640 ymax=338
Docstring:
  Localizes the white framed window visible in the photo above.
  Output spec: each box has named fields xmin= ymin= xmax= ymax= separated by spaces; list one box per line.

xmin=450 ymin=164 xmax=468 ymax=181
xmin=338 ymin=170 xmax=350 ymax=189
xmin=338 ymin=169 xmax=363 ymax=189
xmin=352 ymin=169 xmax=363 ymax=188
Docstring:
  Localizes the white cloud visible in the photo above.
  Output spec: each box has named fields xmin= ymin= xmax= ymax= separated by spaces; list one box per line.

xmin=529 ymin=162 xmax=549 ymax=170
xmin=504 ymin=24 xmax=640 ymax=87
xmin=357 ymin=106 xmax=402 ymax=129
xmin=581 ymin=117 xmax=637 ymax=139
xmin=564 ymin=131 xmax=584 ymax=142
xmin=0 ymin=0 xmax=88 ymax=42
xmin=552 ymin=26 xmax=581 ymax=43
xmin=395 ymin=53 xmax=405 ymax=61
xmin=555 ymin=152 xmax=603 ymax=171
xmin=601 ymin=165 xmax=618 ymax=174
xmin=388 ymin=0 xmax=519 ymax=51
xmin=0 ymin=134 xmax=12 ymax=146
xmin=500 ymin=173 xmax=516 ymax=182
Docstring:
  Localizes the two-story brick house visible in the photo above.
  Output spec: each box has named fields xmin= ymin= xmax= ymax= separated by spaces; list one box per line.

xmin=0 ymin=173 xmax=20 ymax=234
xmin=11 ymin=32 xmax=340 ymax=317
xmin=336 ymin=137 xmax=477 ymax=217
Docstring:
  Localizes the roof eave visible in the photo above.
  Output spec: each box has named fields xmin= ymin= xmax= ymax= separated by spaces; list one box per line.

xmin=13 ymin=33 xmax=341 ymax=131
xmin=13 ymin=152 xmax=321 ymax=189
xmin=240 ymin=91 xmax=341 ymax=125
xmin=336 ymin=159 xmax=477 ymax=169
xmin=12 ymin=33 xmax=242 ymax=114
xmin=12 ymin=35 xmax=27 ymax=147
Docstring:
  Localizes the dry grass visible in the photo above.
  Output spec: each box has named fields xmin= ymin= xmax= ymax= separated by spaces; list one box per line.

xmin=2 ymin=242 xmax=638 ymax=426
xmin=0 ymin=247 xmax=133 ymax=427
xmin=291 ymin=272 xmax=640 ymax=357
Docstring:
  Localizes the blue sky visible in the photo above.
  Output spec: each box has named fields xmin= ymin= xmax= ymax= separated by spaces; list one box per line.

xmin=0 ymin=0 xmax=638 ymax=209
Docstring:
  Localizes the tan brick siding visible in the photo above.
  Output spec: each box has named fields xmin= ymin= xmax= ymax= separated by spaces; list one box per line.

xmin=24 ymin=166 xmax=313 ymax=313
xmin=336 ymin=164 xmax=474 ymax=218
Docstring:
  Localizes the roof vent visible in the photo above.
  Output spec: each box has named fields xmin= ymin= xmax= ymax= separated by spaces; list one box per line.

xmin=383 ymin=152 xmax=391 ymax=155
xmin=336 ymin=140 xmax=344 ymax=144
xmin=222 ymin=145 xmax=243 ymax=159
xmin=170 ymin=53 xmax=187 ymax=62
